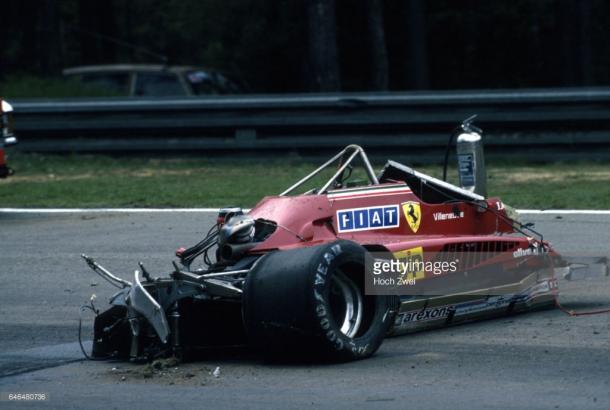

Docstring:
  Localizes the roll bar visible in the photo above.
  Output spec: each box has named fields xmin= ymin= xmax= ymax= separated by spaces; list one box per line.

xmin=280 ymin=145 xmax=379 ymax=196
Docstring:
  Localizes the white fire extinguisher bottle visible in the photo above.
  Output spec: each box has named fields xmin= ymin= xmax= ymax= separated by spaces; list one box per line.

xmin=456 ymin=127 xmax=487 ymax=197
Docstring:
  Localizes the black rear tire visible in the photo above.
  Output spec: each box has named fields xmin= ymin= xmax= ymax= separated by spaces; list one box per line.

xmin=242 ymin=240 xmax=399 ymax=361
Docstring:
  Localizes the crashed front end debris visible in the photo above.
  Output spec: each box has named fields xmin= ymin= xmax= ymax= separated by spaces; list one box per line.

xmin=83 ymin=253 xmax=254 ymax=360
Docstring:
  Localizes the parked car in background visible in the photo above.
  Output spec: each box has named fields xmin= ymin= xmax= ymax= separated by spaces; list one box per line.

xmin=63 ymin=65 xmax=244 ymax=97
xmin=0 ymin=99 xmax=17 ymax=178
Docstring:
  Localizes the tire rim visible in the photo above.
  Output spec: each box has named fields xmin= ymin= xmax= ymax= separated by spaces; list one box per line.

xmin=329 ymin=270 xmax=364 ymax=338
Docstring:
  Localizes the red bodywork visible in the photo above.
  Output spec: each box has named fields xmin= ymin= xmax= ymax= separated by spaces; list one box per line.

xmin=245 ymin=180 xmax=558 ymax=336
xmin=248 ymin=183 xmax=527 ymax=274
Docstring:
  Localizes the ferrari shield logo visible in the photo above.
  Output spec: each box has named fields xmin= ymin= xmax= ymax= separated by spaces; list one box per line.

xmin=402 ymin=201 xmax=421 ymax=233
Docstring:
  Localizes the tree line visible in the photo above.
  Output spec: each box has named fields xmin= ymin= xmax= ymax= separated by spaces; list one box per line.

xmin=0 ymin=0 xmax=606 ymax=93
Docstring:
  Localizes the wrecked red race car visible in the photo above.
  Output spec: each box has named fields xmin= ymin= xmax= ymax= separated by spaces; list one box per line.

xmin=82 ymin=126 xmax=564 ymax=362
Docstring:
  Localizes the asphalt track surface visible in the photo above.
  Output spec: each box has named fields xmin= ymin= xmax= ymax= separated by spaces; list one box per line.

xmin=0 ymin=211 xmax=609 ymax=409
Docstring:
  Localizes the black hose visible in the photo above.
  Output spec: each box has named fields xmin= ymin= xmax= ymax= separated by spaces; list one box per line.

xmin=78 ymin=303 xmax=112 ymax=361
xmin=442 ymin=130 xmax=457 ymax=182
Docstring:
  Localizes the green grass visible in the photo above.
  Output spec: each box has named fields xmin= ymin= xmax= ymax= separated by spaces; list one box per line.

xmin=1 ymin=153 xmax=610 ymax=209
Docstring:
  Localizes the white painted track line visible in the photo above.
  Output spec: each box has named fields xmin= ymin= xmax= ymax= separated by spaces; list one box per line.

xmin=1 ymin=208 xmax=610 ymax=215
xmin=0 ymin=208 xmax=222 ymax=213
xmin=516 ymin=209 xmax=610 ymax=215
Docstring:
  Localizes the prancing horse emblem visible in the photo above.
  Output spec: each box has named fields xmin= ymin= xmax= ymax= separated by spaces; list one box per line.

xmin=402 ymin=201 xmax=421 ymax=233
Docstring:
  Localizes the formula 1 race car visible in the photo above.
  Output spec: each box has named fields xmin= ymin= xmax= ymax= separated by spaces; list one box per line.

xmin=82 ymin=143 xmax=564 ymax=362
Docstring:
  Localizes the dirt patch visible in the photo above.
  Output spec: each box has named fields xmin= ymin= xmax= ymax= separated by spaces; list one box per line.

xmin=104 ymin=357 xmax=224 ymax=386
xmin=489 ymin=169 xmax=610 ymax=183
xmin=0 ymin=173 xmax=96 ymax=183
xmin=0 ymin=168 xmax=202 ymax=184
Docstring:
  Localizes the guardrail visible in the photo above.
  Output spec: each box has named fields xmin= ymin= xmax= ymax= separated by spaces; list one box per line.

xmin=10 ymin=88 xmax=610 ymax=160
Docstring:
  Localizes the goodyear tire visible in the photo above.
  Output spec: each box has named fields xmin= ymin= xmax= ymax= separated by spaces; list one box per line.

xmin=243 ymin=240 xmax=399 ymax=361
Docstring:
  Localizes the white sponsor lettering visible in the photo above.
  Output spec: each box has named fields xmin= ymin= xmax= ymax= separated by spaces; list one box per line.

xmin=433 ymin=211 xmax=464 ymax=221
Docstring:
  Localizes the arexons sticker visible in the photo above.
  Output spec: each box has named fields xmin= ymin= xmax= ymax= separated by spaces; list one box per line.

xmin=395 ymin=305 xmax=454 ymax=326
xmin=336 ymin=205 xmax=399 ymax=233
